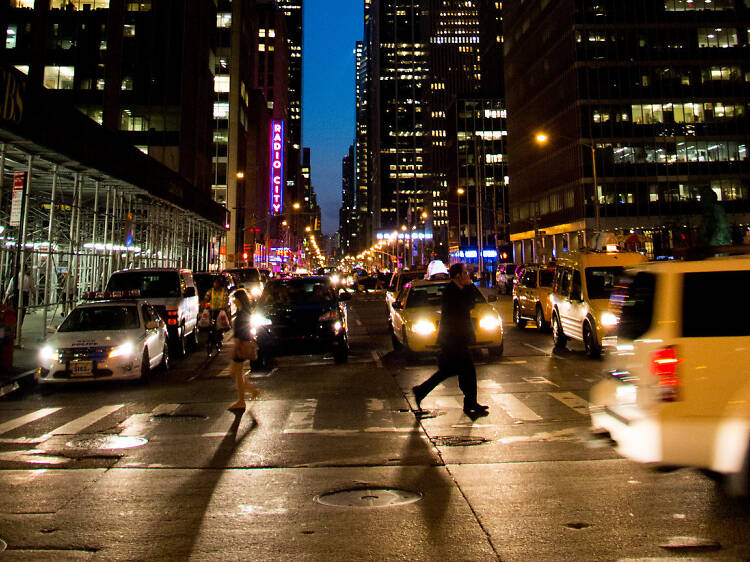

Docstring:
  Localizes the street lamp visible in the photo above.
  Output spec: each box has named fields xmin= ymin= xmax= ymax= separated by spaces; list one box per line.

xmin=535 ymin=131 xmax=600 ymax=233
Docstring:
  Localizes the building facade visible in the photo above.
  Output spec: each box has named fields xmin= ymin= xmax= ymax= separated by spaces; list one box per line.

xmin=338 ymin=144 xmax=356 ymax=255
xmin=504 ymin=0 xmax=750 ymax=261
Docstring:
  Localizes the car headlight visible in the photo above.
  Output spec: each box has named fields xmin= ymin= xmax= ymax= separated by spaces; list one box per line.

xmin=331 ymin=274 xmax=340 ymax=285
xmin=250 ymin=286 xmax=263 ymax=298
xmin=250 ymin=313 xmax=272 ymax=329
xmin=39 ymin=346 xmax=58 ymax=363
xmin=479 ymin=315 xmax=502 ymax=331
xmin=108 ymin=341 xmax=134 ymax=359
xmin=413 ymin=319 xmax=436 ymax=336
xmin=333 ymin=320 xmax=342 ymax=333
xmin=600 ymin=311 xmax=619 ymax=327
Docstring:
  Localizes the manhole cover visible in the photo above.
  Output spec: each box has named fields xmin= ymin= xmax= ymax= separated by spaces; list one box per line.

xmin=66 ymin=435 xmax=147 ymax=450
xmin=316 ymin=487 xmax=422 ymax=508
xmin=432 ymin=435 xmax=489 ymax=447
xmin=564 ymin=522 xmax=591 ymax=530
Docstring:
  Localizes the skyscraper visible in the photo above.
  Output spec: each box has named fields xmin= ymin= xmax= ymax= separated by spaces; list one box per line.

xmin=339 ymin=145 xmax=356 ymax=254
xmin=504 ymin=0 xmax=750 ymax=261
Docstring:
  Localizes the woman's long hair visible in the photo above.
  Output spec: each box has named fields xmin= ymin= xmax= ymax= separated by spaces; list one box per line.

xmin=233 ymin=288 xmax=252 ymax=313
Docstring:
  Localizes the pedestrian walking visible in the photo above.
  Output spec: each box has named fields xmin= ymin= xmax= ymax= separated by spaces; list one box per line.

xmin=228 ymin=289 xmax=261 ymax=411
xmin=412 ymin=262 xmax=489 ymax=418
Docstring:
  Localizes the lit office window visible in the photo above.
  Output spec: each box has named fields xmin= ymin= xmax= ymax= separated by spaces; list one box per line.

xmin=12 ymin=0 xmax=35 ymax=7
xmin=214 ymin=75 xmax=230 ymax=93
xmin=126 ymin=1 xmax=151 ymax=11
xmin=5 ymin=25 xmax=16 ymax=49
xmin=664 ymin=0 xmax=734 ymax=10
xmin=213 ymin=102 xmax=229 ymax=119
xmin=697 ymin=27 xmax=738 ymax=48
xmin=121 ymin=76 xmax=133 ymax=90
xmin=217 ymin=13 xmax=231 ymax=28
xmin=14 ymin=65 xmax=29 ymax=75
xmin=50 ymin=0 xmax=111 ymax=8
xmin=123 ymin=24 xmax=135 ymax=37
xmin=43 ymin=66 xmax=74 ymax=89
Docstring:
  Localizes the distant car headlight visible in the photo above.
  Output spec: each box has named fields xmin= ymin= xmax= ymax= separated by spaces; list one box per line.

xmin=108 ymin=341 xmax=134 ymax=359
xmin=331 ymin=274 xmax=341 ymax=285
xmin=333 ymin=320 xmax=342 ymax=333
xmin=479 ymin=315 xmax=502 ymax=331
xmin=413 ymin=319 xmax=436 ymax=336
xmin=39 ymin=346 xmax=58 ymax=363
xmin=250 ymin=286 xmax=263 ymax=298
xmin=600 ymin=312 xmax=619 ymax=327
xmin=251 ymin=313 xmax=273 ymax=329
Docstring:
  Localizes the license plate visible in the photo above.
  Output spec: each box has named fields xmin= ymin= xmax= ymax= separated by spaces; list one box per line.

xmin=70 ymin=361 xmax=93 ymax=377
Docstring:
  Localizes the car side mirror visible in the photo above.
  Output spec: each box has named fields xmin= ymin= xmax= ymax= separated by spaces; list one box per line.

xmin=185 ymin=287 xmax=196 ymax=297
xmin=392 ymin=302 xmax=402 ymax=310
xmin=145 ymin=320 xmax=158 ymax=330
xmin=338 ymin=291 xmax=352 ymax=301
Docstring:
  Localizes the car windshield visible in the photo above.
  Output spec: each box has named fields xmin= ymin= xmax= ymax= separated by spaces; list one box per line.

xmin=259 ymin=279 xmax=335 ymax=306
xmin=107 ymin=271 xmax=180 ymax=298
xmin=225 ymin=269 xmax=260 ymax=283
xmin=539 ymin=269 xmax=555 ymax=287
xmin=59 ymin=306 xmax=140 ymax=332
xmin=585 ymin=267 xmax=624 ymax=300
xmin=406 ymin=283 xmax=486 ymax=308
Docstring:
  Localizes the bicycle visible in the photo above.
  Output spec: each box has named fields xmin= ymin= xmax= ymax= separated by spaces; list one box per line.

xmin=205 ymin=316 xmax=225 ymax=359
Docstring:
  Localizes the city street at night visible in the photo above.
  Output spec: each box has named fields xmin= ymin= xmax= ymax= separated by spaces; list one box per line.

xmin=1 ymin=293 xmax=748 ymax=561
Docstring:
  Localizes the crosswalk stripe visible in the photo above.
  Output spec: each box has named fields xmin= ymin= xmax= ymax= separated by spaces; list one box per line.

xmin=549 ymin=392 xmax=589 ymax=415
xmin=283 ymin=399 xmax=317 ymax=432
xmin=0 ymin=408 xmax=61 ymax=436
xmin=151 ymin=403 xmax=181 ymax=416
xmin=492 ymin=394 xmax=543 ymax=421
xmin=49 ymin=404 xmax=124 ymax=435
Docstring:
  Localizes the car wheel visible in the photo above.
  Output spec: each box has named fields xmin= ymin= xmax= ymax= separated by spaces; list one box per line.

xmin=139 ymin=349 xmax=151 ymax=382
xmin=513 ymin=302 xmax=527 ymax=328
xmin=552 ymin=314 xmax=567 ymax=349
xmin=536 ymin=305 xmax=548 ymax=331
xmin=159 ymin=342 xmax=170 ymax=371
xmin=488 ymin=343 xmax=504 ymax=359
xmin=583 ymin=322 xmax=601 ymax=359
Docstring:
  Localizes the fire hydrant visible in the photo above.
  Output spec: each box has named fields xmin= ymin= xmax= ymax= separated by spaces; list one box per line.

xmin=0 ymin=304 xmax=17 ymax=370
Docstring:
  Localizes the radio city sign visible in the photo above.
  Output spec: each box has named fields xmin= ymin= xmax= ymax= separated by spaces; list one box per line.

xmin=269 ymin=120 xmax=285 ymax=215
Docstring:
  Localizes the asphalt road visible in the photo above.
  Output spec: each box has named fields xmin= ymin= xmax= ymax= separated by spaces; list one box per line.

xmin=0 ymin=292 xmax=748 ymax=561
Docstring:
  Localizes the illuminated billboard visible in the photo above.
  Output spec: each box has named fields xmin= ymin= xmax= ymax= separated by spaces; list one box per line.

xmin=270 ymin=120 xmax=285 ymax=215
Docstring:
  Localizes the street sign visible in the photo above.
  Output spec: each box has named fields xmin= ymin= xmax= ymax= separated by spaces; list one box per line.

xmin=9 ymin=171 xmax=25 ymax=227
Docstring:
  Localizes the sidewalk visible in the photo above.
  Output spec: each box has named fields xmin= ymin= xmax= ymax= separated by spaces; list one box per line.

xmin=2 ymin=309 xmax=67 ymax=393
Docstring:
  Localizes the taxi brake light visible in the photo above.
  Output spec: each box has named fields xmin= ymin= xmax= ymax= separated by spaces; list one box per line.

xmin=649 ymin=347 xmax=681 ymax=402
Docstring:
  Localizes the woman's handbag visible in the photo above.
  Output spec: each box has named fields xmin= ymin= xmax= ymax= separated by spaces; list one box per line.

xmin=234 ymin=339 xmax=259 ymax=361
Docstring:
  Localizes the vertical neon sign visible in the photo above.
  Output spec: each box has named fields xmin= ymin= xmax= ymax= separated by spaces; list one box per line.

xmin=270 ymin=120 xmax=285 ymax=215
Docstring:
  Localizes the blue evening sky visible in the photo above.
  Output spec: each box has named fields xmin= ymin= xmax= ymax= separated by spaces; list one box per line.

xmin=302 ymin=0 xmax=363 ymax=236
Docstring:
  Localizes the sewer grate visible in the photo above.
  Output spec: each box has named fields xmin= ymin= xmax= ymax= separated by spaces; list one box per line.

xmin=66 ymin=435 xmax=147 ymax=450
xmin=315 ymin=487 xmax=422 ymax=508
xmin=432 ymin=435 xmax=489 ymax=447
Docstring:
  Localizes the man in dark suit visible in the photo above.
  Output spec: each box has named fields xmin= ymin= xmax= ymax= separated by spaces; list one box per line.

xmin=412 ymin=262 xmax=489 ymax=418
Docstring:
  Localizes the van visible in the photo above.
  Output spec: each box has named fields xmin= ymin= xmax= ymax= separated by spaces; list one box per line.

xmin=589 ymin=256 xmax=750 ymax=494
xmin=550 ymin=249 xmax=646 ymax=357
xmin=106 ymin=268 xmax=199 ymax=357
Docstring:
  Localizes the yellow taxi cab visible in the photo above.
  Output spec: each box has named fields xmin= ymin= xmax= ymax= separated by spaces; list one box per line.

xmin=550 ymin=249 xmax=646 ymax=358
xmin=385 ymin=268 xmax=427 ymax=318
xmin=589 ymin=255 xmax=750 ymax=495
xmin=512 ymin=264 xmax=556 ymax=330
xmin=389 ymin=279 xmax=503 ymax=358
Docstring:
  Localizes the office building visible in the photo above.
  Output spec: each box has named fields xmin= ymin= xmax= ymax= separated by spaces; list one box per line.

xmin=504 ymin=0 xmax=750 ymax=261
xmin=339 ymin=145 xmax=356 ymax=254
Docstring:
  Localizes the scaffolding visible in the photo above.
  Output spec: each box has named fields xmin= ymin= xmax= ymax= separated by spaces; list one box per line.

xmin=0 ymin=139 xmax=226 ymax=343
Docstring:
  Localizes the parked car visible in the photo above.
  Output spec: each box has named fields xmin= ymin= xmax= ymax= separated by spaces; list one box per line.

xmin=106 ymin=268 xmax=199 ymax=357
xmin=550 ymin=249 xmax=646 ymax=358
xmin=589 ymin=255 xmax=750 ymax=495
xmin=389 ymin=279 xmax=503 ymax=358
xmin=512 ymin=264 xmax=556 ymax=330
xmin=38 ymin=295 xmax=168 ymax=384
xmin=250 ymin=276 xmax=351 ymax=366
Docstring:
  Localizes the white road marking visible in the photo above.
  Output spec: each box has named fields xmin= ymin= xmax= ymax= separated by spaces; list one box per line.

xmin=492 ymin=394 xmax=543 ymax=421
xmin=0 ymin=408 xmax=61 ymax=436
xmin=371 ymin=350 xmax=383 ymax=368
xmin=283 ymin=399 xmax=317 ymax=432
xmin=498 ymin=427 xmax=580 ymax=445
xmin=522 ymin=343 xmax=550 ymax=355
xmin=550 ymin=392 xmax=590 ymax=415
xmin=478 ymin=380 xmax=504 ymax=390
xmin=0 ymin=449 xmax=70 ymax=465
xmin=248 ymin=367 xmax=277 ymax=378
xmin=151 ymin=403 xmax=181 ymax=416
xmin=500 ymin=360 xmax=527 ymax=365
xmin=49 ymin=404 xmax=124 ymax=435
xmin=523 ymin=376 xmax=559 ymax=387
xmin=434 ymin=396 xmax=463 ymax=409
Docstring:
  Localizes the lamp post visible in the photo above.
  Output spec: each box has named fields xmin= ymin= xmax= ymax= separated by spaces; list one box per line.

xmin=535 ymin=132 xmax=601 ymax=233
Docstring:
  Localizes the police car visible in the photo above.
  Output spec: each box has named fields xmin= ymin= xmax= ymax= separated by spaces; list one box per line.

xmin=37 ymin=291 xmax=169 ymax=384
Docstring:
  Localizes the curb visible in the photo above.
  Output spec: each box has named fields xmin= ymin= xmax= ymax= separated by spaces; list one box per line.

xmin=0 ymin=369 xmax=37 ymax=398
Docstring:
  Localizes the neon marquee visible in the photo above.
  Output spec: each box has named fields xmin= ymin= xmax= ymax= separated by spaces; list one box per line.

xmin=270 ymin=120 xmax=285 ymax=215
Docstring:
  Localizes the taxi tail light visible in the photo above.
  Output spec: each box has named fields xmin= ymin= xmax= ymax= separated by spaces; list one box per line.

xmin=649 ymin=347 xmax=681 ymax=402
xmin=167 ymin=310 xmax=179 ymax=326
